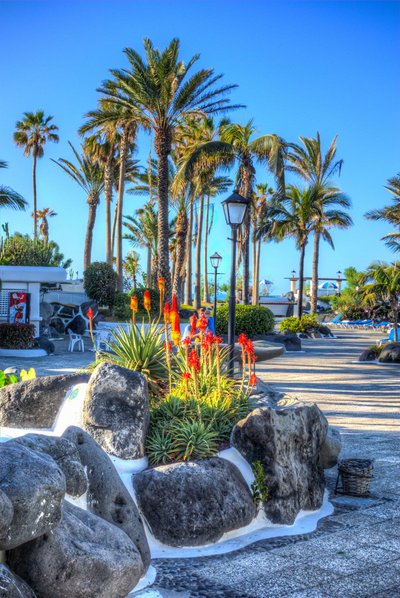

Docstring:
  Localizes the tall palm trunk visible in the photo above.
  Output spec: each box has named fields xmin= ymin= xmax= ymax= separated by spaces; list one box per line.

xmin=203 ymin=195 xmax=210 ymax=303
xmin=32 ymin=151 xmax=38 ymax=240
xmin=84 ymin=194 xmax=99 ymax=271
xmin=251 ymin=225 xmax=257 ymax=304
xmin=42 ymin=218 xmax=49 ymax=245
xmin=185 ymin=196 xmax=194 ymax=305
xmin=155 ymin=129 xmax=172 ymax=301
xmin=104 ymin=153 xmax=114 ymax=264
xmin=311 ymin=230 xmax=320 ymax=314
xmin=111 ymin=203 xmax=117 ymax=260
xmin=173 ymin=208 xmax=188 ymax=305
xmin=298 ymin=241 xmax=307 ymax=319
xmin=240 ymin=167 xmax=252 ymax=305
xmin=116 ymin=128 xmax=128 ymax=291
xmin=146 ymin=244 xmax=152 ymax=287
xmin=151 ymin=252 xmax=159 ymax=288
xmin=253 ymin=238 xmax=261 ymax=305
xmin=392 ymin=299 xmax=398 ymax=342
xmin=194 ymin=195 xmax=204 ymax=309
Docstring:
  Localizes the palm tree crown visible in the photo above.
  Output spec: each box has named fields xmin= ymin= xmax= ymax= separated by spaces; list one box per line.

xmin=0 ymin=160 xmax=27 ymax=212
xmin=365 ymin=173 xmax=400 ymax=253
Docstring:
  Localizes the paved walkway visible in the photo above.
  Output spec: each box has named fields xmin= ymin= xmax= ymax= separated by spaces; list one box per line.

xmin=149 ymin=330 xmax=400 ymax=597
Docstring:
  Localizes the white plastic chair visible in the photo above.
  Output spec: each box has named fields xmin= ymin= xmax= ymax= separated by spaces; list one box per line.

xmin=67 ymin=330 xmax=85 ymax=352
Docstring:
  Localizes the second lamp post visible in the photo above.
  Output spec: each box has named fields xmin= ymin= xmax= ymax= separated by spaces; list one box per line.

xmin=221 ymin=190 xmax=250 ymax=376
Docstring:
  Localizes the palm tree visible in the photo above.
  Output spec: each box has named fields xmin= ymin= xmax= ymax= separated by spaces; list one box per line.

xmin=123 ymin=250 xmax=141 ymax=290
xmin=80 ymin=103 xmax=138 ymax=289
xmin=251 ymin=182 xmax=275 ymax=304
xmin=365 ymin=173 xmax=400 ymax=253
xmin=286 ymin=133 xmax=346 ymax=313
xmin=0 ymin=161 xmax=27 ymax=215
xmin=185 ymin=119 xmax=287 ymax=303
xmin=101 ymin=37 xmax=241 ymax=300
xmin=124 ymin=203 xmax=158 ymax=286
xmin=52 ymin=142 xmax=104 ymax=270
xmin=261 ymin=185 xmax=320 ymax=318
xmin=33 ymin=208 xmax=57 ymax=244
xmin=14 ymin=111 xmax=59 ymax=239
xmin=361 ymin=262 xmax=400 ymax=341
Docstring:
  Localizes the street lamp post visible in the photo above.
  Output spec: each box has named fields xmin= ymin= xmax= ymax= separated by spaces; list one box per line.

xmin=222 ymin=190 xmax=250 ymax=376
xmin=210 ymin=252 xmax=222 ymax=330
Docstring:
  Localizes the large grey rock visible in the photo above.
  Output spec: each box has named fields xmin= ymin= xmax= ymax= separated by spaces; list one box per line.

xmin=134 ymin=457 xmax=256 ymax=547
xmin=8 ymin=501 xmax=144 ymax=598
xmin=264 ymin=332 xmax=302 ymax=351
xmin=0 ymin=373 xmax=90 ymax=429
xmin=379 ymin=342 xmax=400 ymax=363
xmin=84 ymin=363 xmax=149 ymax=459
xmin=0 ymin=444 xmax=65 ymax=550
xmin=231 ymin=404 xmax=328 ymax=525
xmin=10 ymin=434 xmax=87 ymax=497
xmin=63 ymin=425 xmax=150 ymax=570
xmin=0 ymin=564 xmax=37 ymax=598
xmin=0 ymin=489 xmax=13 ymax=538
xmin=320 ymin=427 xmax=342 ymax=469
xmin=359 ymin=349 xmax=377 ymax=362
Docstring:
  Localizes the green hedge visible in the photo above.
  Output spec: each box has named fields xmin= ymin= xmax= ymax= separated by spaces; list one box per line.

xmin=216 ymin=304 xmax=274 ymax=337
xmin=279 ymin=314 xmax=319 ymax=333
xmin=112 ymin=288 xmax=161 ymax=320
xmin=83 ymin=262 xmax=118 ymax=308
xmin=0 ymin=323 xmax=35 ymax=349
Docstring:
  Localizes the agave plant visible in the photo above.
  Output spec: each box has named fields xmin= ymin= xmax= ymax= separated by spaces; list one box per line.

xmin=98 ymin=323 xmax=168 ymax=394
xmin=168 ymin=419 xmax=218 ymax=461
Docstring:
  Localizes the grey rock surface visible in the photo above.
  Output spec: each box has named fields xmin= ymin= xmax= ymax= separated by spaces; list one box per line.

xmin=264 ymin=332 xmax=302 ymax=351
xmin=63 ymin=425 xmax=150 ymax=570
xmin=358 ymin=348 xmax=377 ymax=361
xmin=10 ymin=434 xmax=87 ymax=497
xmin=0 ymin=489 xmax=13 ymax=538
xmin=8 ymin=501 xmax=144 ymax=598
xmin=231 ymin=404 xmax=328 ymax=525
xmin=378 ymin=341 xmax=400 ymax=363
xmin=320 ymin=427 xmax=342 ymax=469
xmin=83 ymin=363 xmax=149 ymax=459
xmin=0 ymin=373 xmax=90 ymax=428
xmin=134 ymin=457 xmax=256 ymax=547
xmin=0 ymin=444 xmax=65 ymax=550
xmin=0 ymin=564 xmax=37 ymax=598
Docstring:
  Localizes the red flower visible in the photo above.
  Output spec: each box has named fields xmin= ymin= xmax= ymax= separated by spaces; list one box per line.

xmin=188 ymin=349 xmax=200 ymax=373
xmin=170 ymin=293 xmax=181 ymax=345
xmin=250 ymin=373 xmax=257 ymax=387
xmin=130 ymin=296 xmax=138 ymax=313
xmin=164 ymin=340 xmax=173 ymax=352
xmin=245 ymin=339 xmax=255 ymax=355
xmin=197 ymin=314 xmax=208 ymax=332
xmin=158 ymin=277 xmax=165 ymax=293
xmin=189 ymin=313 xmax=197 ymax=335
xmin=182 ymin=371 xmax=191 ymax=380
xmin=214 ymin=335 xmax=223 ymax=344
xmin=182 ymin=337 xmax=191 ymax=346
xmin=86 ymin=307 xmax=94 ymax=321
xmin=238 ymin=333 xmax=248 ymax=347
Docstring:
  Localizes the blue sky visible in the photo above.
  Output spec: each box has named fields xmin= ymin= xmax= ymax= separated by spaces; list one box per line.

xmin=1 ymin=0 xmax=399 ymax=294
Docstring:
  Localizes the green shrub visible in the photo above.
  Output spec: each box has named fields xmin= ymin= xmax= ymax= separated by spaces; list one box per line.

xmin=369 ymin=344 xmax=383 ymax=357
xmin=251 ymin=460 xmax=269 ymax=507
xmin=0 ymin=323 xmax=35 ymax=349
xmin=0 ymin=233 xmax=71 ymax=268
xmin=113 ymin=292 xmax=131 ymax=320
xmin=0 ymin=367 xmax=36 ymax=387
xmin=84 ymin=262 xmax=117 ymax=308
xmin=279 ymin=314 xmax=319 ymax=333
xmin=97 ymin=323 xmax=168 ymax=395
xmin=318 ymin=295 xmax=334 ymax=304
xmin=216 ymin=304 xmax=274 ymax=337
xmin=133 ymin=287 xmax=161 ymax=316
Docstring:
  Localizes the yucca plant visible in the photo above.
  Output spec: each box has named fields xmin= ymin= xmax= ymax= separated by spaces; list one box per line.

xmin=169 ymin=419 xmax=218 ymax=461
xmin=146 ymin=428 xmax=175 ymax=465
xmin=98 ymin=322 xmax=168 ymax=394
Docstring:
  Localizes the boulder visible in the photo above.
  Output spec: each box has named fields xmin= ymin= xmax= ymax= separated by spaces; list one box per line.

xmin=8 ymin=501 xmax=144 ymax=598
xmin=379 ymin=342 xmax=400 ymax=363
xmin=10 ymin=434 xmax=87 ymax=497
xmin=320 ymin=427 xmax=342 ymax=469
xmin=359 ymin=349 xmax=377 ymax=362
xmin=264 ymin=332 xmax=302 ymax=351
xmin=0 ymin=489 xmax=13 ymax=538
xmin=84 ymin=363 xmax=149 ymax=459
xmin=134 ymin=457 xmax=256 ymax=547
xmin=319 ymin=325 xmax=334 ymax=338
xmin=65 ymin=314 xmax=86 ymax=335
xmin=231 ymin=404 xmax=328 ymax=525
xmin=308 ymin=329 xmax=322 ymax=338
xmin=36 ymin=337 xmax=55 ymax=355
xmin=0 ymin=373 xmax=90 ymax=429
xmin=63 ymin=425 xmax=150 ymax=570
xmin=0 ymin=444 xmax=66 ymax=550
xmin=0 ymin=564 xmax=37 ymax=598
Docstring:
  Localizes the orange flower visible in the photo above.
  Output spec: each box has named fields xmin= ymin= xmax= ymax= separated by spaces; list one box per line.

xmin=182 ymin=371 xmax=191 ymax=380
xmin=143 ymin=290 xmax=151 ymax=312
xmin=182 ymin=337 xmax=191 ymax=346
xmin=163 ymin=302 xmax=171 ymax=324
xmin=164 ymin=340 xmax=173 ymax=352
xmin=130 ymin=296 xmax=138 ymax=313
xmin=86 ymin=307 xmax=94 ymax=322
xmin=189 ymin=313 xmax=197 ymax=335
xmin=214 ymin=335 xmax=223 ymax=344
xmin=170 ymin=293 xmax=181 ymax=345
xmin=238 ymin=333 xmax=248 ymax=347
xmin=197 ymin=314 xmax=208 ymax=332
xmin=158 ymin=277 xmax=165 ymax=293
xmin=250 ymin=373 xmax=257 ymax=387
